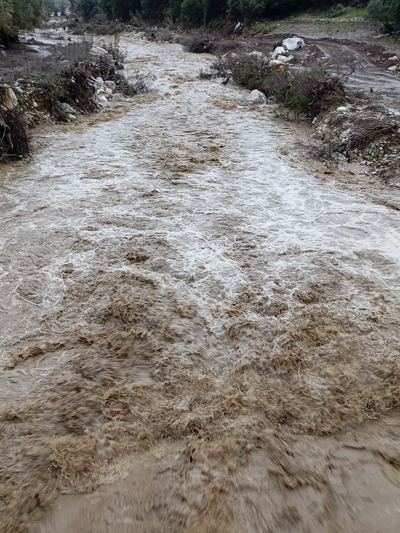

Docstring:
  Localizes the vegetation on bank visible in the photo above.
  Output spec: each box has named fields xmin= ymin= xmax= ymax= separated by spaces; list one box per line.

xmin=1 ymin=0 xmax=400 ymax=45
xmin=214 ymin=51 xmax=346 ymax=119
xmin=67 ymin=0 xmax=400 ymax=33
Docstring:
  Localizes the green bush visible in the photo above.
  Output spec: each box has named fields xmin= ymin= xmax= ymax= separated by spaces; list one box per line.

xmin=326 ymin=2 xmax=347 ymax=17
xmin=366 ymin=0 xmax=400 ymax=30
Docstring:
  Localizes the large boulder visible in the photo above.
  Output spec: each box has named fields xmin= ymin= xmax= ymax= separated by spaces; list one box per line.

xmin=282 ymin=37 xmax=305 ymax=51
xmin=246 ymin=89 xmax=267 ymax=104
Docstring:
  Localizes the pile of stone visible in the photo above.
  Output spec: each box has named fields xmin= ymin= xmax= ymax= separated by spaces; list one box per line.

xmin=92 ymin=76 xmax=117 ymax=105
xmin=387 ymin=55 xmax=400 ymax=72
xmin=270 ymin=37 xmax=305 ymax=67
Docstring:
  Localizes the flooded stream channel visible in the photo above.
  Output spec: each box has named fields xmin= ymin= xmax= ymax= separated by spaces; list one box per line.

xmin=2 ymin=35 xmax=400 ymax=533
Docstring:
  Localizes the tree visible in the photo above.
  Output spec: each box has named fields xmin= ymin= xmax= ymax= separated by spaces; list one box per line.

xmin=180 ymin=0 xmax=212 ymax=25
xmin=367 ymin=0 xmax=400 ymax=30
xmin=73 ymin=0 xmax=99 ymax=19
xmin=59 ymin=0 xmax=69 ymax=15
xmin=0 ymin=0 xmax=14 ymax=39
xmin=0 ymin=0 xmax=43 ymax=43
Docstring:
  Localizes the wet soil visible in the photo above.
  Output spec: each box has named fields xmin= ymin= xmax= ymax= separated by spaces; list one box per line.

xmin=1 ymin=34 xmax=400 ymax=533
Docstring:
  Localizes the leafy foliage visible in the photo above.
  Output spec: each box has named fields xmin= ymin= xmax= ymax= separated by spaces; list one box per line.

xmin=366 ymin=0 xmax=400 ymax=30
xmin=0 ymin=0 xmax=43 ymax=42
xmin=67 ymin=0 xmax=367 ymax=26
xmin=2 ymin=0 xmax=400 ymax=41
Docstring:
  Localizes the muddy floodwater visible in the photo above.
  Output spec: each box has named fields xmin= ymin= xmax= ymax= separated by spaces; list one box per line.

xmin=2 ymin=35 xmax=400 ymax=533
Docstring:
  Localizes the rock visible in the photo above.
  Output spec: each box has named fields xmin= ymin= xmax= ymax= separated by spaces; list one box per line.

xmin=336 ymin=106 xmax=348 ymax=112
xmin=388 ymin=65 xmax=398 ymax=71
xmin=222 ymin=52 xmax=238 ymax=60
xmin=53 ymin=102 xmax=76 ymax=122
xmin=89 ymin=46 xmax=108 ymax=57
xmin=104 ymin=80 xmax=116 ymax=92
xmin=276 ymin=55 xmax=291 ymax=63
xmin=246 ymin=89 xmax=267 ymax=104
xmin=270 ymin=59 xmax=287 ymax=67
xmin=0 ymin=84 xmax=19 ymax=110
xmin=95 ymin=76 xmax=104 ymax=88
xmin=199 ymin=68 xmax=219 ymax=80
xmin=388 ymin=55 xmax=399 ymax=61
xmin=97 ymin=94 xmax=108 ymax=104
xmin=282 ymin=37 xmax=305 ymax=51
xmin=272 ymin=46 xmax=286 ymax=59
xmin=105 ymin=87 xmax=113 ymax=96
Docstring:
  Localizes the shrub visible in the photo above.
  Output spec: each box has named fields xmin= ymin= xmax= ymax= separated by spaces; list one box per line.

xmin=283 ymin=68 xmax=345 ymax=117
xmin=327 ymin=3 xmax=347 ymax=17
xmin=215 ymin=52 xmax=272 ymax=91
xmin=366 ymin=0 xmax=400 ymax=31
xmin=215 ymin=52 xmax=345 ymax=120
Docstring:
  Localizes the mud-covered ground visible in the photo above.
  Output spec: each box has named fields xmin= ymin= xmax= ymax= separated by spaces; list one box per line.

xmin=2 ymin=34 xmax=400 ymax=533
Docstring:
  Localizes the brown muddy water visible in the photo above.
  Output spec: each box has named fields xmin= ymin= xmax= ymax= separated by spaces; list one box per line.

xmin=2 ymin=34 xmax=400 ymax=533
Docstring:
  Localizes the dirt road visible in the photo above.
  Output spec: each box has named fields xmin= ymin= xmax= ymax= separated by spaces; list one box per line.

xmin=2 ymin=35 xmax=400 ymax=533
xmin=313 ymin=39 xmax=400 ymax=113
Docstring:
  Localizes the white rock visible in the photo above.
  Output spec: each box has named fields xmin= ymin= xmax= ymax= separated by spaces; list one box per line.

xmin=276 ymin=55 xmax=291 ymax=63
xmin=272 ymin=46 xmax=286 ymax=59
xmin=246 ymin=89 xmax=267 ymax=104
xmin=105 ymin=87 xmax=113 ymax=96
xmin=336 ymin=106 xmax=348 ymax=112
xmin=270 ymin=59 xmax=286 ymax=67
xmin=105 ymin=80 xmax=116 ymax=92
xmin=89 ymin=46 xmax=108 ymax=57
xmin=388 ymin=55 xmax=399 ymax=61
xmin=282 ymin=37 xmax=305 ymax=51
xmin=388 ymin=65 xmax=398 ymax=71
xmin=95 ymin=76 xmax=104 ymax=87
